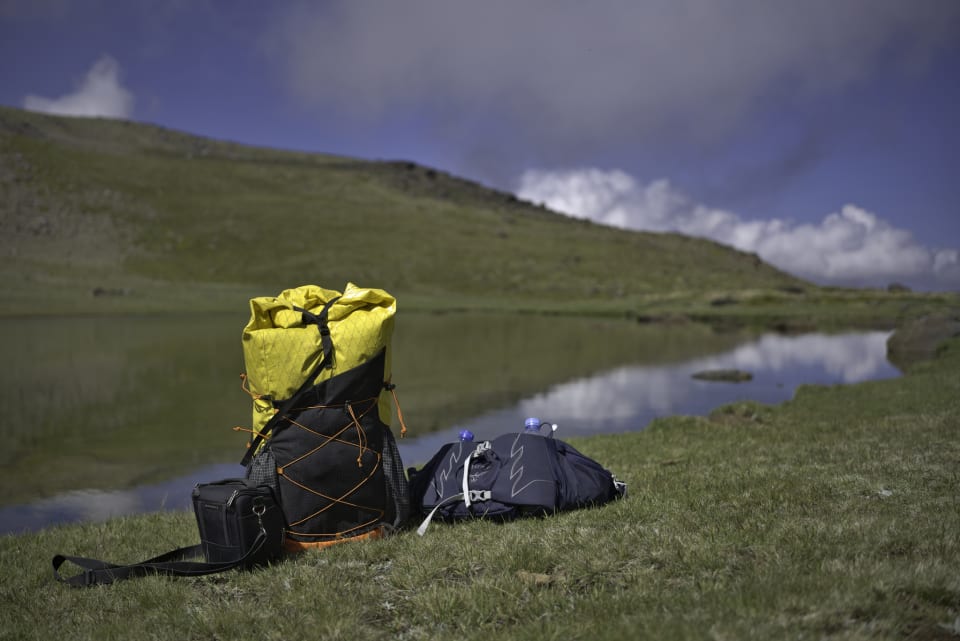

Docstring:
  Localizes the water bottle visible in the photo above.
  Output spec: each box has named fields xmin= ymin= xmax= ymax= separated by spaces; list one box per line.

xmin=525 ymin=416 xmax=559 ymax=436
xmin=458 ymin=428 xmax=474 ymax=442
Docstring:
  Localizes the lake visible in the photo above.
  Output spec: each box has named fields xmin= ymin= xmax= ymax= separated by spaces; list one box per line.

xmin=0 ymin=313 xmax=900 ymax=534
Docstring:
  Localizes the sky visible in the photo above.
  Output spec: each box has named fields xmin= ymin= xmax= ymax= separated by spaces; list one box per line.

xmin=2 ymin=0 xmax=959 ymax=290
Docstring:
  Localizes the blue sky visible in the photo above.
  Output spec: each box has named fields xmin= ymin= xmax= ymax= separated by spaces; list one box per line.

xmin=2 ymin=1 xmax=958 ymax=290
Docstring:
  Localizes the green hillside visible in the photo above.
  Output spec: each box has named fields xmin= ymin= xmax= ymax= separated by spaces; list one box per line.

xmin=0 ymin=105 xmax=808 ymax=315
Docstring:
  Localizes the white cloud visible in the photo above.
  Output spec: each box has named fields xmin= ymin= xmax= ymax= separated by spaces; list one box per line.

xmin=23 ymin=55 xmax=133 ymax=119
xmin=517 ymin=168 xmax=960 ymax=288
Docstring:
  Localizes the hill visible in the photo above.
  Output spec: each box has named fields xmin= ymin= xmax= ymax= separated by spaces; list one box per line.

xmin=0 ymin=105 xmax=806 ymax=315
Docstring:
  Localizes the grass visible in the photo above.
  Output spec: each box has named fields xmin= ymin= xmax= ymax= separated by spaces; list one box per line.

xmin=3 ymin=336 xmax=958 ymax=640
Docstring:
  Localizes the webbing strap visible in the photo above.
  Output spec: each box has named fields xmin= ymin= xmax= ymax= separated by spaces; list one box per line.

xmin=416 ymin=493 xmax=463 ymax=537
xmin=52 ymin=524 xmax=269 ymax=587
xmin=462 ymin=452 xmax=473 ymax=508
xmin=240 ymin=296 xmax=341 ymax=466
xmin=417 ymin=442 xmax=492 ymax=536
xmin=297 ymin=304 xmax=337 ymax=372
xmin=463 ymin=442 xmax=493 ymax=508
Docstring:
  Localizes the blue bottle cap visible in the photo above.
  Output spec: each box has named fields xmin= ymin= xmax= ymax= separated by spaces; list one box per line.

xmin=458 ymin=429 xmax=474 ymax=442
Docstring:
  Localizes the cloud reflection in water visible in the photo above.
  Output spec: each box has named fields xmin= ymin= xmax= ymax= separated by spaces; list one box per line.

xmin=466 ymin=331 xmax=898 ymax=440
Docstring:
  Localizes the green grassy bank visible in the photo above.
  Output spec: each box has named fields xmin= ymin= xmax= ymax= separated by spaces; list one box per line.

xmin=1 ymin=105 xmax=807 ymax=318
xmin=2 ymin=330 xmax=957 ymax=640
xmin=3 ymin=104 xmax=957 ymax=333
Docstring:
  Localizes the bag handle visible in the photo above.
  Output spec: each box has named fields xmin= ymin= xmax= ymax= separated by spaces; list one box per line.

xmin=240 ymin=295 xmax=341 ymax=466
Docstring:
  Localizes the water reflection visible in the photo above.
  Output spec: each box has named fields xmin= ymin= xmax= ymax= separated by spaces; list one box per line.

xmin=0 ymin=329 xmax=898 ymax=534
xmin=397 ymin=331 xmax=898 ymax=463
xmin=706 ymin=332 xmax=896 ymax=383
xmin=3 ymin=464 xmax=240 ymax=534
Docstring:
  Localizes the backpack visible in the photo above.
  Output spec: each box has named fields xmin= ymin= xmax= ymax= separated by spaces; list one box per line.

xmin=239 ymin=283 xmax=409 ymax=551
xmin=408 ymin=429 xmax=626 ymax=534
xmin=51 ymin=285 xmax=407 ymax=586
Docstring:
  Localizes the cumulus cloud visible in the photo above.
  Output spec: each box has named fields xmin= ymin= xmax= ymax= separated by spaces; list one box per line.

xmin=517 ymin=168 xmax=960 ymax=288
xmin=23 ymin=55 xmax=133 ymax=119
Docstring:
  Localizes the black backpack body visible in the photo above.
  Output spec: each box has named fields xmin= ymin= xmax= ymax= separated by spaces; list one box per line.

xmin=408 ymin=432 xmax=626 ymax=532
xmin=247 ymin=348 xmax=409 ymax=547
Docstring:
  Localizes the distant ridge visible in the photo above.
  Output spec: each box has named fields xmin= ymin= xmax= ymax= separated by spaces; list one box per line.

xmin=0 ymin=105 xmax=806 ymax=314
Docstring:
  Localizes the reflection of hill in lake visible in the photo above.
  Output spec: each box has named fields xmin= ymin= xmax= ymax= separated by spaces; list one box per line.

xmin=392 ymin=313 xmax=746 ymax=431
xmin=513 ymin=331 xmax=898 ymax=434
xmin=0 ymin=314 xmax=249 ymax=504
xmin=391 ymin=330 xmax=900 ymax=464
xmin=0 ymin=313 xmax=745 ymax=505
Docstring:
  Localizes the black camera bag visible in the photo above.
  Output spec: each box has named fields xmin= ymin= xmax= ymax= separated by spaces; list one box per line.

xmin=52 ymin=479 xmax=285 ymax=587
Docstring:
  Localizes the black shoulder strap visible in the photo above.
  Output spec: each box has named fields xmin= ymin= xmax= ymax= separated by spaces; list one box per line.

xmin=240 ymin=296 xmax=341 ymax=466
xmin=52 ymin=530 xmax=267 ymax=587
xmin=297 ymin=302 xmax=338 ymax=371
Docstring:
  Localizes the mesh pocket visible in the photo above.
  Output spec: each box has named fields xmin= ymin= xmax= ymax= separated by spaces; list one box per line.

xmin=246 ymin=448 xmax=280 ymax=497
xmin=382 ymin=427 xmax=410 ymax=527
